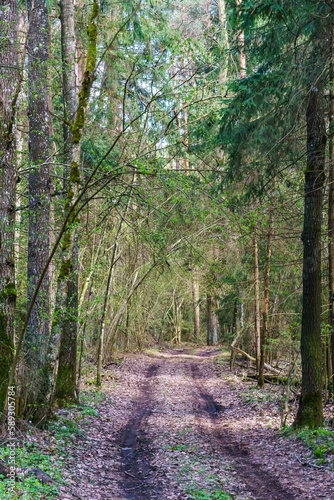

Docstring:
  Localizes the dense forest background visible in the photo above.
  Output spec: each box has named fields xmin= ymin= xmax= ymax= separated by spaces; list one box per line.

xmin=0 ymin=0 xmax=333 ymax=429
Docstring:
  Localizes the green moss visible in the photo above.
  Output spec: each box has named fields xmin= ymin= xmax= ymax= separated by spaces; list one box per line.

xmin=69 ymin=162 xmax=80 ymax=184
xmin=257 ymin=374 xmax=264 ymax=389
xmin=54 ymin=362 xmax=76 ymax=406
xmin=61 ymin=231 xmax=71 ymax=252
xmin=0 ymin=282 xmax=17 ymax=303
xmin=55 ymin=370 xmax=76 ymax=405
xmin=68 ymin=188 xmax=74 ymax=200
xmin=86 ymin=38 xmax=97 ymax=74
xmin=295 ymin=392 xmax=323 ymax=428
xmin=58 ymin=259 xmax=72 ymax=280
xmin=90 ymin=0 xmax=99 ymax=21
xmin=0 ymin=312 xmax=14 ymax=411
xmin=71 ymin=2 xmax=98 ymax=144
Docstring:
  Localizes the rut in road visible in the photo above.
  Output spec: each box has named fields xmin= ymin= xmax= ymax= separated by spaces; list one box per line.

xmin=119 ymin=363 xmax=162 ymax=500
xmin=190 ymin=362 xmax=296 ymax=500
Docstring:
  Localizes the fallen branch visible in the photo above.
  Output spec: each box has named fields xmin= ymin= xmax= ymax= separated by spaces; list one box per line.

xmin=296 ymin=456 xmax=323 ymax=469
xmin=230 ymin=346 xmax=283 ymax=375
xmin=245 ymin=373 xmax=301 ymax=386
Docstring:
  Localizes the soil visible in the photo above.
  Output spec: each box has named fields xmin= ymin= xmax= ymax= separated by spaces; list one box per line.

xmin=57 ymin=347 xmax=334 ymax=500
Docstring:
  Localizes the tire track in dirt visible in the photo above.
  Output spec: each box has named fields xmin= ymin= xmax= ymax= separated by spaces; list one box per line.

xmin=119 ymin=363 xmax=162 ymax=500
xmin=190 ymin=362 xmax=297 ymax=500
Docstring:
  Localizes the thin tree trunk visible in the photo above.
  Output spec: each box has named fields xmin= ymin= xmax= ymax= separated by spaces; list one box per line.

xmin=229 ymin=299 xmax=238 ymax=370
xmin=47 ymin=23 xmax=56 ymax=324
xmin=258 ymin=205 xmax=274 ymax=388
xmin=22 ymin=0 xmax=51 ymax=420
xmin=172 ymin=62 xmax=181 ymax=170
xmin=182 ymin=57 xmax=189 ymax=174
xmin=96 ymin=231 xmax=121 ymax=386
xmin=104 ymin=258 xmax=161 ymax=357
xmin=0 ymin=0 xmax=19 ymax=410
xmin=295 ymin=54 xmax=326 ymax=427
xmin=192 ymin=267 xmax=200 ymax=338
xmin=207 ymin=294 xmax=218 ymax=346
xmin=236 ymin=0 xmax=246 ymax=79
xmin=254 ymin=226 xmax=261 ymax=372
xmin=328 ymin=25 xmax=334 ymax=398
xmin=217 ymin=0 xmax=229 ymax=83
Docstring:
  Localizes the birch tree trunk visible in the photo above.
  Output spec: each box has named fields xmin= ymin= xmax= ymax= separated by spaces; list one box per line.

xmin=0 ymin=0 xmax=19 ymax=410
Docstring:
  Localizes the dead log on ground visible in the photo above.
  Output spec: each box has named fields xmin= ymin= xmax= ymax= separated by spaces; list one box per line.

xmin=230 ymin=345 xmax=283 ymax=375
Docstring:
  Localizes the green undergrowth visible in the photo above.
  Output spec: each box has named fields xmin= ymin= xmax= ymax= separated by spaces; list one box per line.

xmin=240 ymin=386 xmax=276 ymax=407
xmin=186 ymin=488 xmax=234 ymax=499
xmin=160 ymin=428 xmax=239 ymax=498
xmin=0 ymin=388 xmax=107 ymax=499
xmin=283 ymin=427 xmax=334 ymax=465
xmin=0 ymin=442 xmax=62 ymax=499
xmin=214 ymin=349 xmax=230 ymax=365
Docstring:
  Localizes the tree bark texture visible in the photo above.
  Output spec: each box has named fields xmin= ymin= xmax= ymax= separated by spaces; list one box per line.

xmin=328 ymin=25 xmax=334 ymax=397
xmin=0 ymin=0 xmax=19 ymax=410
xmin=192 ymin=268 xmax=200 ymax=338
xmin=22 ymin=0 xmax=51 ymax=420
xmin=47 ymin=0 xmax=99 ymax=407
xmin=296 ymin=74 xmax=326 ymax=427
xmin=207 ymin=294 xmax=218 ymax=346
xmin=254 ymin=226 xmax=261 ymax=372
xmin=53 ymin=0 xmax=81 ymax=405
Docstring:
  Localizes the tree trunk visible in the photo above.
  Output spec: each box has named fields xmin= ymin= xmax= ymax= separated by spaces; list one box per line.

xmin=0 ymin=0 xmax=19 ymax=410
xmin=236 ymin=0 xmax=246 ymax=79
xmin=97 ymin=236 xmax=120 ymax=386
xmin=54 ymin=233 xmax=78 ymax=404
xmin=182 ymin=57 xmax=189 ymax=174
xmin=295 ymin=62 xmax=326 ymax=427
xmin=217 ymin=0 xmax=229 ymax=83
xmin=53 ymin=0 xmax=81 ymax=406
xmin=192 ymin=267 xmax=200 ymax=338
xmin=48 ymin=1 xmax=99 ymax=407
xmin=254 ymin=226 xmax=261 ymax=372
xmin=328 ymin=26 xmax=334 ymax=398
xmin=22 ymin=0 xmax=51 ymax=421
xmin=258 ymin=205 xmax=274 ymax=388
xmin=47 ymin=23 xmax=56 ymax=324
xmin=207 ymin=294 xmax=218 ymax=346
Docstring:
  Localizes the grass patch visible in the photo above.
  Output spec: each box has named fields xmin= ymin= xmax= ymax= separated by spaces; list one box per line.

xmin=186 ymin=488 xmax=234 ymax=499
xmin=171 ymin=443 xmax=187 ymax=451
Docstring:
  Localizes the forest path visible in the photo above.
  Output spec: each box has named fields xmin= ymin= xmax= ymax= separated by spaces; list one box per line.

xmin=60 ymin=347 xmax=334 ymax=500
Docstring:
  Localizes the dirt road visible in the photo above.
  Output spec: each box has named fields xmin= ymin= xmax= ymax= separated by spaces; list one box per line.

xmin=60 ymin=348 xmax=334 ymax=500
